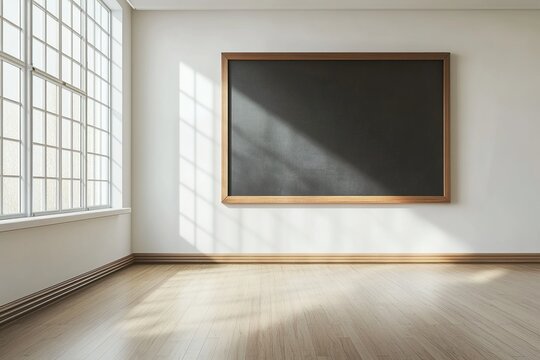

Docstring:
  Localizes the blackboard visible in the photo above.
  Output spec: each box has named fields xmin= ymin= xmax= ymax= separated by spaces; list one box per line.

xmin=222 ymin=53 xmax=450 ymax=204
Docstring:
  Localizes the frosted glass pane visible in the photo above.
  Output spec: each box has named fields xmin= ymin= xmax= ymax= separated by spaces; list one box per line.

xmin=87 ymin=47 xmax=94 ymax=72
xmin=33 ymin=179 xmax=45 ymax=212
xmin=46 ymin=15 xmax=59 ymax=49
xmin=62 ymin=150 xmax=72 ymax=178
xmin=94 ymin=181 xmax=102 ymax=205
xmin=72 ymin=180 xmax=80 ymax=208
xmin=4 ymin=0 xmax=21 ymax=26
xmin=87 ymin=181 xmax=95 ymax=207
xmin=87 ymin=20 xmax=94 ymax=45
xmin=101 ymin=31 xmax=108 ymax=56
xmin=73 ymin=6 xmax=81 ymax=33
xmin=101 ymin=58 xmax=109 ymax=80
xmin=101 ymin=7 xmax=109 ymax=32
xmin=87 ymin=73 xmax=94 ymax=98
xmin=62 ymin=89 xmax=72 ymax=117
xmin=72 ymin=62 xmax=81 ymax=88
xmin=62 ymin=55 xmax=72 ymax=83
xmin=33 ymin=110 xmax=45 ymax=143
xmin=3 ymin=140 xmax=20 ymax=175
xmin=46 ymin=81 xmax=58 ymax=113
xmin=101 ymin=81 xmax=109 ymax=106
xmin=3 ymin=101 xmax=21 ymax=139
xmin=33 ymin=76 xmax=45 ymax=109
xmin=62 ymin=119 xmax=71 ymax=149
xmin=73 ymin=94 xmax=81 ymax=121
xmin=95 ymin=53 xmax=101 ymax=77
xmin=62 ymin=180 xmax=71 ymax=209
xmin=47 ymin=0 xmax=59 ymax=17
xmin=46 ymin=114 xmax=58 ymax=146
xmin=72 ymin=123 xmax=80 ymax=150
xmin=46 ymin=179 xmax=58 ymax=211
xmin=62 ymin=0 xmax=71 ymax=26
xmin=2 ymin=178 xmax=20 ymax=215
xmin=46 ymin=147 xmax=58 ymax=177
xmin=73 ymin=152 xmax=80 ymax=178
xmin=46 ymin=47 xmax=59 ymax=78
xmin=87 ymin=154 xmax=94 ymax=179
xmin=101 ymin=131 xmax=109 ymax=156
xmin=94 ymin=154 xmax=101 ymax=179
xmin=73 ymin=36 xmax=81 ymax=62
xmin=88 ymin=0 xmax=94 ymax=20
xmin=33 ymin=5 xmax=45 ymax=40
xmin=3 ymin=63 xmax=20 ymax=102
xmin=95 ymin=129 xmax=101 ymax=154
xmin=87 ymin=99 xmax=94 ymax=126
xmin=62 ymin=26 xmax=72 ymax=56
xmin=33 ymin=40 xmax=45 ymax=70
xmin=33 ymin=144 xmax=45 ymax=177
xmin=87 ymin=127 xmax=94 ymax=152
xmin=100 ymin=156 xmax=108 ymax=180
xmin=3 ymin=22 xmax=21 ymax=59
xmin=100 ymin=105 xmax=108 ymax=131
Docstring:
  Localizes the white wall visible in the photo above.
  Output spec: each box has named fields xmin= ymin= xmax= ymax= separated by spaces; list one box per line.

xmin=132 ymin=10 xmax=540 ymax=254
xmin=0 ymin=0 xmax=132 ymax=306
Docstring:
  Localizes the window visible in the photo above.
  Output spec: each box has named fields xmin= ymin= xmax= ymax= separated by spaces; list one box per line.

xmin=0 ymin=0 xmax=113 ymax=219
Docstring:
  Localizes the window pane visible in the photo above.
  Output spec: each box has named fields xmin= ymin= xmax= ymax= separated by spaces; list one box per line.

xmin=72 ymin=122 xmax=80 ymax=150
xmin=46 ymin=114 xmax=58 ymax=146
xmin=46 ymin=15 xmax=59 ymax=49
xmin=3 ymin=140 xmax=20 ymax=175
xmin=33 ymin=145 xmax=45 ymax=177
xmin=47 ymin=0 xmax=59 ymax=18
xmin=61 ymin=180 xmax=71 ymax=209
xmin=46 ymin=146 xmax=58 ymax=177
xmin=3 ymin=22 xmax=22 ymax=59
xmin=62 ymin=0 xmax=71 ymax=26
xmin=46 ymin=47 xmax=59 ymax=77
xmin=46 ymin=81 xmax=59 ymax=113
xmin=33 ymin=40 xmax=46 ymax=69
xmin=3 ymin=101 xmax=21 ymax=139
xmin=33 ymin=76 xmax=45 ymax=109
xmin=33 ymin=179 xmax=45 ymax=212
xmin=62 ymin=26 xmax=72 ymax=56
xmin=62 ymin=119 xmax=72 ymax=149
xmin=33 ymin=5 xmax=46 ymax=40
xmin=61 ymin=150 xmax=71 ymax=178
xmin=72 ymin=180 xmax=80 ymax=208
xmin=46 ymin=179 xmax=58 ymax=211
xmin=2 ymin=177 xmax=21 ymax=215
xmin=3 ymin=63 xmax=21 ymax=102
xmin=4 ymin=0 xmax=21 ymax=26
xmin=33 ymin=110 xmax=45 ymax=143
xmin=73 ymin=152 xmax=81 ymax=179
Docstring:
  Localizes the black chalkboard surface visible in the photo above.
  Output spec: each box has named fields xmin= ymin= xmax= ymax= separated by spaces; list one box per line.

xmin=222 ymin=53 xmax=450 ymax=204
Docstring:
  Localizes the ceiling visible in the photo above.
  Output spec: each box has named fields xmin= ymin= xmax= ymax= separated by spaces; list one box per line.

xmin=129 ymin=0 xmax=540 ymax=10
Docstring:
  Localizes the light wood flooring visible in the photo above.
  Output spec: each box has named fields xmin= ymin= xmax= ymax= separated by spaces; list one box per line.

xmin=1 ymin=264 xmax=540 ymax=359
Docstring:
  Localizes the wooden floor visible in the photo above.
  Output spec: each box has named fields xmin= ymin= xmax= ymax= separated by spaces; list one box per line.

xmin=1 ymin=264 xmax=539 ymax=360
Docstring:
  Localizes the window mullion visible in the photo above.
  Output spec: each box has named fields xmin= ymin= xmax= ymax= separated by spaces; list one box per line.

xmin=26 ymin=0 xmax=33 ymax=217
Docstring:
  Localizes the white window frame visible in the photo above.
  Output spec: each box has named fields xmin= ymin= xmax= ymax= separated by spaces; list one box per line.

xmin=0 ymin=0 xmax=114 ymax=221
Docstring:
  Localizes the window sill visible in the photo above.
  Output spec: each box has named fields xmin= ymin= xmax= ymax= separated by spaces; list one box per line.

xmin=0 ymin=208 xmax=131 ymax=233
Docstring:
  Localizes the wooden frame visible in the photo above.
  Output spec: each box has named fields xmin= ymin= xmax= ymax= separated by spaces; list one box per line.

xmin=221 ymin=52 xmax=450 ymax=204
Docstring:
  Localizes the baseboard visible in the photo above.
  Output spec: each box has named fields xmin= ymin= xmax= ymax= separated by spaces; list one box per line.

xmin=0 ymin=255 xmax=134 ymax=328
xmin=133 ymin=253 xmax=540 ymax=264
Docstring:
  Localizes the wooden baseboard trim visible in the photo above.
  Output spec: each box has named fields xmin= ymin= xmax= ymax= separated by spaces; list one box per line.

xmin=0 ymin=255 xmax=134 ymax=328
xmin=133 ymin=253 xmax=540 ymax=264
